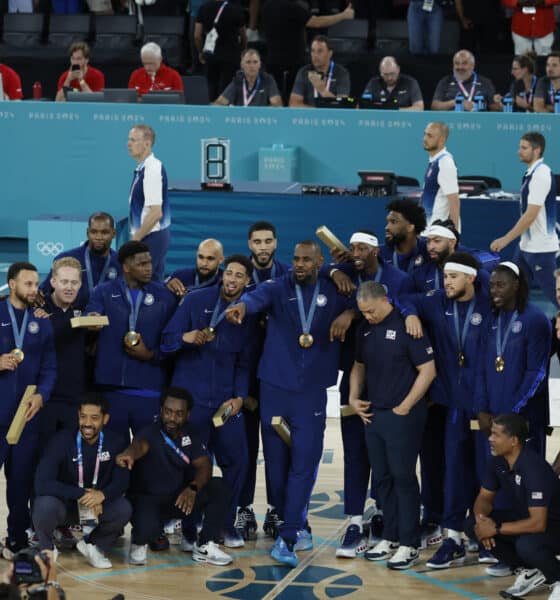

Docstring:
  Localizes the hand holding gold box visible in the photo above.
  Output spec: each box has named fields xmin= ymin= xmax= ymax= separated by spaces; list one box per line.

xmin=315 ymin=226 xmax=349 ymax=253
xmin=70 ymin=315 xmax=109 ymax=329
xmin=213 ymin=404 xmax=233 ymax=427
xmin=6 ymin=385 xmax=37 ymax=445
xmin=271 ymin=416 xmax=291 ymax=447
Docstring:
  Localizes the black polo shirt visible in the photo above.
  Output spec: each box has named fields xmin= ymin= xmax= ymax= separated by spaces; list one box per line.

xmin=362 ymin=74 xmax=423 ymax=108
xmin=510 ymin=77 xmax=536 ymax=112
xmin=355 ymin=308 xmax=433 ymax=409
xmin=262 ymin=0 xmax=311 ymax=66
xmin=221 ymin=71 xmax=280 ymax=106
xmin=196 ymin=0 xmax=245 ymax=62
xmin=534 ymin=76 xmax=560 ymax=108
xmin=482 ymin=446 xmax=560 ymax=522
xmin=432 ymin=73 xmax=496 ymax=107
xmin=292 ymin=63 xmax=351 ymax=106
xmin=130 ymin=422 xmax=209 ymax=496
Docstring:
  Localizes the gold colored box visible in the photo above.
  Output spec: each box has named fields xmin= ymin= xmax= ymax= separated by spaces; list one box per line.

xmin=213 ymin=404 xmax=233 ymax=427
xmin=271 ymin=416 xmax=291 ymax=446
xmin=470 ymin=419 xmax=480 ymax=431
xmin=70 ymin=315 xmax=109 ymax=329
xmin=315 ymin=226 xmax=349 ymax=253
xmin=340 ymin=405 xmax=357 ymax=418
xmin=6 ymin=385 xmax=37 ymax=445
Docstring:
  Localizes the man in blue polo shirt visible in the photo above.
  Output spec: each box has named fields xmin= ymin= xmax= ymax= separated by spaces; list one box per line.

xmin=40 ymin=212 xmax=121 ymax=311
xmin=350 ymin=280 xmax=436 ymax=570
xmin=490 ymin=132 xmax=559 ymax=309
xmin=128 ymin=125 xmax=170 ymax=283
xmin=466 ymin=414 xmax=560 ymax=600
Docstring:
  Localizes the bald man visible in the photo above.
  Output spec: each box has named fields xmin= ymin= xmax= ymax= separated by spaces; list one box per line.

xmin=432 ymin=49 xmax=500 ymax=112
xmin=166 ymin=239 xmax=224 ymax=297
xmin=362 ymin=56 xmax=423 ymax=110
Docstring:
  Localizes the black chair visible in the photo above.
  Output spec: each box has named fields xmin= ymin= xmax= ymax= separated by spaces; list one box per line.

xmin=460 ymin=175 xmax=502 ymax=189
xmin=327 ymin=19 xmax=368 ymax=55
xmin=48 ymin=15 xmax=91 ymax=48
xmin=142 ymin=16 xmax=185 ymax=68
xmin=396 ymin=175 xmax=420 ymax=187
xmin=182 ymin=75 xmax=209 ymax=105
xmin=375 ymin=19 xmax=408 ymax=52
xmin=93 ymin=15 xmax=138 ymax=50
xmin=2 ymin=14 xmax=44 ymax=48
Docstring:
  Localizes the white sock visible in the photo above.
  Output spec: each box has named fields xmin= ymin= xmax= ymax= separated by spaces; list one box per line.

xmin=350 ymin=515 xmax=363 ymax=532
xmin=447 ymin=529 xmax=462 ymax=545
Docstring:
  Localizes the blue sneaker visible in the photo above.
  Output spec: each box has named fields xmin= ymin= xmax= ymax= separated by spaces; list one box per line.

xmin=426 ymin=538 xmax=466 ymax=569
xmin=478 ymin=548 xmax=499 ymax=564
xmin=271 ymin=536 xmax=298 ymax=568
xmin=335 ymin=524 xmax=368 ymax=558
xmin=294 ymin=529 xmax=313 ymax=551
xmin=485 ymin=561 xmax=514 ymax=577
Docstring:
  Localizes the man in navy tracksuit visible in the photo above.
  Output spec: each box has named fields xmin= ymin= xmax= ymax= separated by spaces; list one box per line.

xmin=165 ymin=238 xmax=224 ymax=298
xmin=40 ymin=212 xmax=121 ymax=311
xmin=0 ymin=262 xmax=56 ymax=554
xmin=237 ymin=221 xmax=290 ymax=540
xmin=402 ymin=252 xmax=493 ymax=568
xmin=379 ymin=198 xmax=429 ymax=275
xmin=327 ymin=230 xmax=413 ymax=558
xmin=226 ymin=240 xmax=350 ymax=567
xmin=33 ymin=395 xmax=131 ymax=569
xmin=161 ymin=254 xmax=258 ymax=548
xmin=86 ymin=241 xmax=176 ymax=438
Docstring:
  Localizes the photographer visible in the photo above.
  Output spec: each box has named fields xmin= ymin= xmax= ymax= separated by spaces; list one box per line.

xmin=55 ymin=42 xmax=105 ymax=102
xmin=2 ymin=549 xmax=62 ymax=600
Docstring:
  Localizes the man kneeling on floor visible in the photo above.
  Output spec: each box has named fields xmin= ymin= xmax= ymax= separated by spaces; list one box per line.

xmin=466 ymin=414 xmax=560 ymax=599
xmin=33 ymin=395 xmax=132 ymax=569
xmin=116 ymin=386 xmax=232 ymax=566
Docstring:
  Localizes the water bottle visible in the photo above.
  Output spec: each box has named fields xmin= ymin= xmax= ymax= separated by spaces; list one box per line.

xmin=503 ymin=94 xmax=513 ymax=113
xmin=32 ymin=81 xmax=42 ymax=100
xmin=555 ymin=91 xmax=560 ymax=114
xmin=454 ymin=93 xmax=464 ymax=112
xmin=361 ymin=90 xmax=372 ymax=107
xmin=473 ymin=94 xmax=485 ymax=112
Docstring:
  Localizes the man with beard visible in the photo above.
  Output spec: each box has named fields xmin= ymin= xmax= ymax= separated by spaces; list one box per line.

xmin=226 ymin=241 xmax=350 ymax=567
xmin=327 ymin=230 xmax=413 ymax=558
xmin=0 ymin=262 xmax=56 ymax=556
xmin=33 ymin=396 xmax=131 ymax=569
xmin=161 ymin=255 xmax=258 ymax=549
xmin=379 ymin=198 xmax=429 ymax=275
xmin=403 ymin=253 xmax=493 ymax=568
xmin=166 ymin=238 xmax=224 ymax=298
xmin=534 ymin=53 xmax=560 ymax=113
xmin=40 ymin=212 xmax=121 ymax=311
xmin=236 ymin=222 xmax=289 ymax=540
xmin=118 ymin=387 xmax=232 ymax=566
xmin=86 ymin=242 xmax=176 ymax=439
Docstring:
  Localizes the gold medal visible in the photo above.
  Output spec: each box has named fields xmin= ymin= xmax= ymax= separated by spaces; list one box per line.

xmin=299 ymin=333 xmax=314 ymax=348
xmin=495 ymin=356 xmax=505 ymax=373
xmin=458 ymin=352 xmax=465 ymax=367
xmin=124 ymin=331 xmax=141 ymax=347
xmin=203 ymin=327 xmax=216 ymax=341
xmin=11 ymin=348 xmax=24 ymax=363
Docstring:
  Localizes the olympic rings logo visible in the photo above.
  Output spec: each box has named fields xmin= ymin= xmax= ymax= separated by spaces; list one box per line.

xmin=36 ymin=242 xmax=64 ymax=256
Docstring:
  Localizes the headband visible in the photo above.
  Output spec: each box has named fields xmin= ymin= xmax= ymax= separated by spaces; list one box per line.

xmin=444 ymin=262 xmax=477 ymax=276
xmin=499 ymin=261 xmax=520 ymax=277
xmin=426 ymin=225 xmax=457 ymax=240
xmin=350 ymin=232 xmax=379 ymax=247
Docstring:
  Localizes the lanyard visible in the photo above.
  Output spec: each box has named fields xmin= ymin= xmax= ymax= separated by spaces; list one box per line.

xmin=434 ymin=269 xmax=441 ymax=290
xmin=526 ymin=75 xmax=536 ymax=105
xmin=76 ymin=431 xmax=104 ymax=489
xmin=7 ymin=302 xmax=28 ymax=350
xmin=295 ymin=281 xmax=320 ymax=335
xmin=84 ymin=247 xmax=112 ymax=292
xmin=213 ymin=0 xmax=228 ymax=24
xmin=253 ymin=262 xmax=276 ymax=285
xmin=208 ymin=295 xmax=230 ymax=330
xmin=313 ymin=61 xmax=334 ymax=98
xmin=452 ymin=298 xmax=475 ymax=357
xmin=192 ymin=272 xmax=218 ymax=290
xmin=160 ymin=430 xmax=190 ymax=465
xmin=358 ymin=265 xmax=383 ymax=285
xmin=548 ymin=81 xmax=559 ymax=104
xmin=125 ymin=288 xmax=144 ymax=332
xmin=455 ymin=72 xmax=478 ymax=102
xmin=496 ymin=310 xmax=519 ymax=358
xmin=243 ymin=75 xmax=260 ymax=106
xmin=393 ymin=249 xmax=417 ymax=274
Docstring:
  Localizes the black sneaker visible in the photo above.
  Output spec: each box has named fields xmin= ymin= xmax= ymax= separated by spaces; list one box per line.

xmin=149 ymin=534 xmax=170 ymax=551
xmin=263 ymin=508 xmax=282 ymax=539
xmin=235 ymin=507 xmax=258 ymax=541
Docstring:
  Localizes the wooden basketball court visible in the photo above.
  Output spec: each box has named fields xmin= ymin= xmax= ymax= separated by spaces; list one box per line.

xmin=1 ymin=418 xmax=559 ymax=600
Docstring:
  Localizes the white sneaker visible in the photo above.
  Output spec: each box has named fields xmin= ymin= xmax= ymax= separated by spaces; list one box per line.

xmin=129 ymin=543 xmax=147 ymax=565
xmin=549 ymin=581 xmax=560 ymax=600
xmin=77 ymin=539 xmax=112 ymax=569
xmin=192 ymin=540 xmax=232 ymax=566
xmin=365 ymin=539 xmax=399 ymax=561
xmin=181 ymin=536 xmax=195 ymax=552
xmin=387 ymin=545 xmax=420 ymax=570
xmin=503 ymin=568 xmax=546 ymax=597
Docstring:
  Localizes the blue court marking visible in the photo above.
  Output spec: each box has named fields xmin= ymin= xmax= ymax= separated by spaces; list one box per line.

xmin=447 ymin=576 xmax=492 ymax=584
xmin=403 ymin=570 xmax=489 ymax=600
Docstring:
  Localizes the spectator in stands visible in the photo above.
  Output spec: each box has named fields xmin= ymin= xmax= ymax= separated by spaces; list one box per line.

xmin=454 ymin=0 xmax=503 ymax=54
xmin=214 ymin=49 xmax=282 ymax=106
xmin=509 ymin=53 xmax=537 ymax=112
xmin=289 ymin=35 xmax=351 ymax=108
xmin=407 ymin=0 xmax=445 ymax=54
xmin=501 ymin=0 xmax=560 ymax=56
xmin=195 ymin=0 xmax=246 ymax=102
xmin=0 ymin=63 xmax=23 ymax=100
xmin=128 ymin=42 xmax=184 ymax=98
xmin=362 ymin=56 xmax=424 ymax=110
xmin=8 ymin=0 xmax=33 ymax=12
xmin=262 ymin=0 xmax=354 ymax=104
xmin=52 ymin=0 xmax=83 ymax=13
xmin=55 ymin=42 xmax=105 ymax=102
xmin=534 ymin=51 xmax=560 ymax=113
xmin=431 ymin=49 xmax=501 ymax=111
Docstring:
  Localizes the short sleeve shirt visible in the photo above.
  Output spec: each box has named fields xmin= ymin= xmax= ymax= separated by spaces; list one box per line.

xmin=221 ymin=71 xmax=280 ymax=105
xmin=196 ymin=0 xmax=245 ymax=61
xmin=355 ymin=308 xmax=434 ymax=409
xmin=57 ymin=65 xmax=105 ymax=92
xmin=292 ymin=63 xmax=351 ymax=106
xmin=510 ymin=77 xmax=537 ymax=112
xmin=363 ymin=74 xmax=423 ymax=108
xmin=262 ymin=0 xmax=311 ymax=66
xmin=0 ymin=63 xmax=23 ymax=100
xmin=534 ymin=76 xmax=558 ymax=108
xmin=432 ymin=73 xmax=496 ymax=107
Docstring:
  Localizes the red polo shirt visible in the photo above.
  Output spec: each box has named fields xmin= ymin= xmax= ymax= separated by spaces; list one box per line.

xmin=56 ymin=65 xmax=105 ymax=91
xmin=128 ymin=63 xmax=184 ymax=96
xmin=501 ymin=0 xmax=560 ymax=38
xmin=0 ymin=64 xmax=23 ymax=100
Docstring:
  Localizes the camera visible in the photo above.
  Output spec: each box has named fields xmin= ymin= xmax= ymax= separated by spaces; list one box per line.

xmin=71 ymin=64 xmax=81 ymax=71
xmin=12 ymin=547 xmax=48 ymax=585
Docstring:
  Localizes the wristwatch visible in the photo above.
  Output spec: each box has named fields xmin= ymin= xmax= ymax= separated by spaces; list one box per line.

xmin=495 ymin=523 xmax=501 ymax=535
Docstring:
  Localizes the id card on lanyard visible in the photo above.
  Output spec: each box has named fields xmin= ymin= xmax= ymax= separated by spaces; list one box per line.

xmin=456 ymin=72 xmax=478 ymax=102
xmin=76 ymin=431 xmax=104 ymax=531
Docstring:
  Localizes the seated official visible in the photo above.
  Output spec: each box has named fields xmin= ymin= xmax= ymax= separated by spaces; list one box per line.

xmin=128 ymin=42 xmax=184 ymax=97
xmin=508 ymin=54 xmax=537 ymax=113
xmin=33 ymin=396 xmax=131 ymax=570
xmin=431 ymin=49 xmax=501 ymax=112
xmin=534 ymin=52 xmax=560 ymax=114
xmin=55 ymin=42 xmax=105 ymax=102
xmin=289 ymin=35 xmax=350 ymax=108
xmin=117 ymin=387 xmax=233 ymax=567
xmin=466 ymin=414 xmax=560 ymax=600
xmin=214 ymin=49 xmax=282 ymax=107
xmin=0 ymin=63 xmax=23 ymax=100
xmin=362 ymin=56 xmax=423 ymax=110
